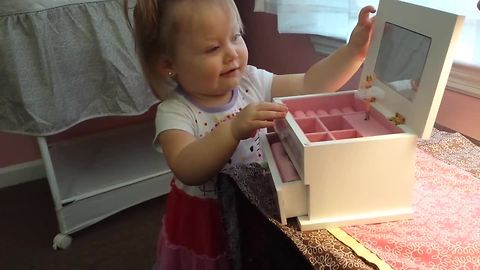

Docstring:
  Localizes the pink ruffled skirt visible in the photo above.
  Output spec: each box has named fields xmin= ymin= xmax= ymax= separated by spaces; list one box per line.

xmin=154 ymin=181 xmax=229 ymax=270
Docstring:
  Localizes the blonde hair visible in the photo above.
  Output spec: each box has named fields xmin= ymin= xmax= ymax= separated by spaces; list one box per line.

xmin=125 ymin=0 xmax=244 ymax=100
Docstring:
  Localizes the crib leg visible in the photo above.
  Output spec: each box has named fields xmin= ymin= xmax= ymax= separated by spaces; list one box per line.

xmin=52 ymin=233 xmax=72 ymax=250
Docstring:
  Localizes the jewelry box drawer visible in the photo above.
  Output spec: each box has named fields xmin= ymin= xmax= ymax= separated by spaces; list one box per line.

xmin=260 ymin=132 xmax=307 ymax=225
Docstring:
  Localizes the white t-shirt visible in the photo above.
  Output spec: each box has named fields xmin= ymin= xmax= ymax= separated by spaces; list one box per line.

xmin=154 ymin=65 xmax=274 ymax=198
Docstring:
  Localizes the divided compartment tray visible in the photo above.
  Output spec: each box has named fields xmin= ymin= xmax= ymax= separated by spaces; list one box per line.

xmin=281 ymin=91 xmax=402 ymax=142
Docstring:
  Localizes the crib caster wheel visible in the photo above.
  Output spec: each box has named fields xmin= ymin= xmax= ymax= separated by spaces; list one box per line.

xmin=52 ymin=233 xmax=72 ymax=250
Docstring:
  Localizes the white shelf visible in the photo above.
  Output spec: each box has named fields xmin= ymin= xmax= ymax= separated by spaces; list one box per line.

xmin=37 ymin=121 xmax=173 ymax=243
xmin=46 ymin=123 xmax=170 ymax=204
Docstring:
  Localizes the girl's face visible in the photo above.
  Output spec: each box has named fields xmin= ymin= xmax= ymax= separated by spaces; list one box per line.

xmin=169 ymin=2 xmax=248 ymax=106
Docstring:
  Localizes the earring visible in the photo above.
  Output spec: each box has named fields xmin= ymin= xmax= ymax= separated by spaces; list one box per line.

xmin=167 ymin=71 xmax=174 ymax=78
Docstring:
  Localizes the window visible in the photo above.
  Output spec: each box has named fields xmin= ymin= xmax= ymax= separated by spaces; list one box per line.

xmin=254 ymin=0 xmax=480 ymax=97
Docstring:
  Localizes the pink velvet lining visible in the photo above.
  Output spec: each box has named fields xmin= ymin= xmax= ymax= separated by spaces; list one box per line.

xmin=271 ymin=142 xmax=300 ymax=182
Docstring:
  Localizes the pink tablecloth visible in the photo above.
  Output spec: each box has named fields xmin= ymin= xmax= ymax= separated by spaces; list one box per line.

xmin=343 ymin=148 xmax=480 ymax=269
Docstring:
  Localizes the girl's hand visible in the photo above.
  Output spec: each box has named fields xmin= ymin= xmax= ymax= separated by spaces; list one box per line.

xmin=230 ymin=102 xmax=288 ymax=140
xmin=348 ymin=6 xmax=376 ymax=59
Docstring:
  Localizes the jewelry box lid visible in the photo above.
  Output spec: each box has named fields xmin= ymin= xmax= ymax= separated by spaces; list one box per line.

xmin=357 ymin=0 xmax=465 ymax=139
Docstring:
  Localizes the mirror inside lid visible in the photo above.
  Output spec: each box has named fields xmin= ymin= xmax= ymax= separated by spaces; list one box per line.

xmin=357 ymin=0 xmax=464 ymax=139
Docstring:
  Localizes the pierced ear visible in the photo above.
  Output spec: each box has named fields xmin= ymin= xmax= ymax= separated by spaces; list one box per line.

xmin=156 ymin=56 xmax=176 ymax=79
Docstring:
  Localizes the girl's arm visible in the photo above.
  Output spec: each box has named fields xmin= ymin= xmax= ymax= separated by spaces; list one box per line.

xmin=271 ymin=6 xmax=376 ymax=98
xmin=158 ymin=102 xmax=287 ymax=186
xmin=158 ymin=123 xmax=237 ymax=186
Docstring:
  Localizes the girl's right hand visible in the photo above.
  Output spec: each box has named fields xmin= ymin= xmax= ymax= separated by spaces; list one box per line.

xmin=230 ymin=102 xmax=288 ymax=141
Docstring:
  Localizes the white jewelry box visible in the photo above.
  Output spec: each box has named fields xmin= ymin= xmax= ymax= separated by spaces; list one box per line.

xmin=261 ymin=0 xmax=465 ymax=231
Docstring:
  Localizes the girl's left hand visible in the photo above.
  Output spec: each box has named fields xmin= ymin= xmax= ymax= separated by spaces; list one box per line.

xmin=348 ymin=6 xmax=376 ymax=59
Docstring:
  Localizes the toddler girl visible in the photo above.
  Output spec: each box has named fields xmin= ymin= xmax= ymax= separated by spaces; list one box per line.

xmin=128 ymin=0 xmax=375 ymax=269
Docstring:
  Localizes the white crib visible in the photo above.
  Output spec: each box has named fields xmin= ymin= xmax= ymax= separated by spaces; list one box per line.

xmin=0 ymin=0 xmax=172 ymax=249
